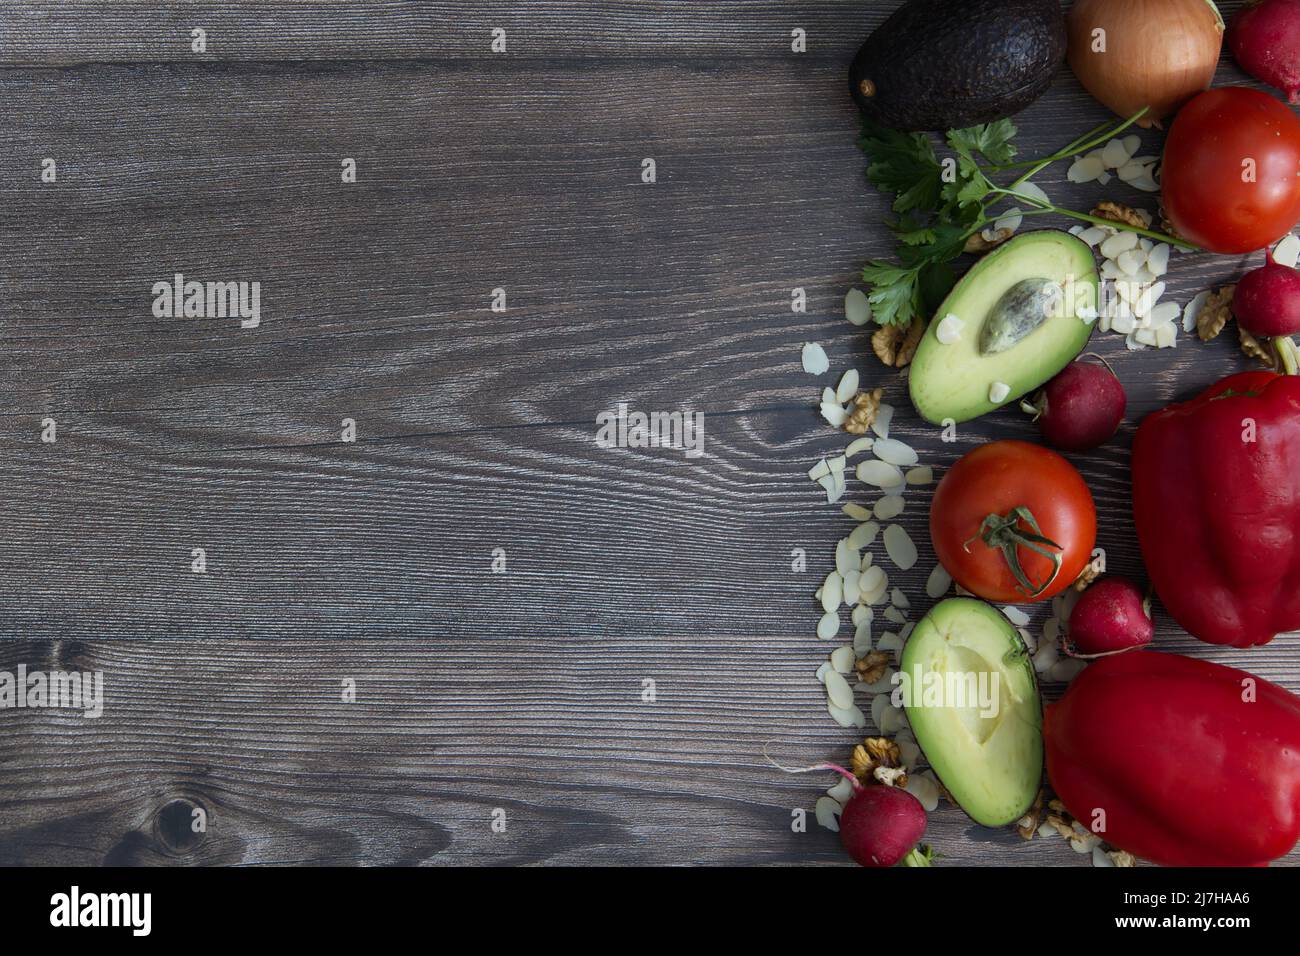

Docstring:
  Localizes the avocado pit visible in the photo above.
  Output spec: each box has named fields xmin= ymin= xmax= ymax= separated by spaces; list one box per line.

xmin=979 ymin=278 xmax=1065 ymax=356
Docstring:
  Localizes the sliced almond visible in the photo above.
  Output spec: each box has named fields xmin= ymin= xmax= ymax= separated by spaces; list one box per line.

xmin=925 ymin=564 xmax=952 ymax=599
xmin=814 ymin=796 xmax=841 ymax=831
xmin=845 ymin=436 xmax=874 ymax=459
xmin=817 ymin=610 xmax=840 ymax=640
xmin=904 ymin=465 xmax=933 ymax=486
xmin=883 ymin=524 xmax=918 ymax=571
xmin=874 ymin=495 xmax=905 ymax=520
xmin=872 ymin=437 xmax=919 ymax=467
xmin=847 ymin=521 xmax=880 ymax=549
xmin=825 ymin=669 xmax=855 ymax=709
xmin=835 ymin=368 xmax=860 ymax=404
xmin=856 ymin=460 xmax=904 ymax=488
xmin=821 ymin=571 xmax=842 ymax=613
xmin=801 ymin=342 xmax=829 ymax=375
xmin=845 ymin=288 xmax=872 ymax=326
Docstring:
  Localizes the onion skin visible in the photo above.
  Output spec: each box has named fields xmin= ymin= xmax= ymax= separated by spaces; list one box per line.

xmin=1067 ymin=0 xmax=1225 ymax=127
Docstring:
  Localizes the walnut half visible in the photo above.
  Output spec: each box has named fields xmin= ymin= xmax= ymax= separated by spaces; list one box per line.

xmin=1197 ymin=285 xmax=1234 ymax=341
xmin=1090 ymin=201 xmax=1152 ymax=230
xmin=872 ymin=319 xmax=922 ymax=368
xmin=843 ymin=387 xmax=882 ymax=435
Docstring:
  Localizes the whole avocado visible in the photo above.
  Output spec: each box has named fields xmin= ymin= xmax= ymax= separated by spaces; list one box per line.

xmin=850 ymin=0 xmax=1066 ymax=131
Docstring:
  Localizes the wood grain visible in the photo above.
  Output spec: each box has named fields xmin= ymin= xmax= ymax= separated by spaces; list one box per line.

xmin=0 ymin=0 xmax=1296 ymax=866
xmin=0 ymin=1 xmax=874 ymax=65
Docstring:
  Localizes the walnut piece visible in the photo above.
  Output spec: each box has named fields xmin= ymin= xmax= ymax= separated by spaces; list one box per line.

xmin=1016 ymin=790 xmax=1045 ymax=841
xmin=854 ymin=649 xmax=890 ymax=685
xmin=873 ymin=765 xmax=908 ymax=788
xmin=871 ymin=319 xmax=922 ymax=368
xmin=864 ymin=736 xmax=901 ymax=767
xmin=1044 ymin=814 xmax=1075 ymax=840
xmin=897 ymin=319 xmax=923 ymax=367
xmin=964 ymin=228 xmax=1012 ymax=253
xmin=1239 ymin=325 xmax=1278 ymax=369
xmin=1197 ymin=285 xmax=1234 ymax=341
xmin=850 ymin=737 xmax=901 ymax=782
xmin=1073 ymin=561 xmax=1101 ymax=591
xmin=850 ymin=744 xmax=877 ymax=782
xmin=843 ymin=387 xmax=882 ymax=435
xmin=1108 ymin=849 xmax=1136 ymax=867
xmin=1091 ymin=201 xmax=1151 ymax=230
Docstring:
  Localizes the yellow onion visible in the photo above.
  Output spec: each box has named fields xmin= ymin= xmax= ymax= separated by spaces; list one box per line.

xmin=1067 ymin=0 xmax=1225 ymax=128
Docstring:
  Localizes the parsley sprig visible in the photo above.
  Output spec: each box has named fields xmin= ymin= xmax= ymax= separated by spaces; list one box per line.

xmin=859 ymin=108 xmax=1195 ymax=327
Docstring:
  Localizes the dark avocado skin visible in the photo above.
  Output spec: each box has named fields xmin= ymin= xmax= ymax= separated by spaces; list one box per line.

xmin=850 ymin=0 xmax=1066 ymax=131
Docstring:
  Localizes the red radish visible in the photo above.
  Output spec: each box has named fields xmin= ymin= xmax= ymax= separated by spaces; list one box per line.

xmin=1233 ymin=250 xmax=1300 ymax=337
xmin=1023 ymin=357 xmax=1126 ymax=451
xmin=1229 ymin=0 xmax=1300 ymax=104
xmin=838 ymin=779 xmax=931 ymax=867
xmin=766 ymin=753 xmax=931 ymax=867
xmin=1065 ymin=577 xmax=1154 ymax=658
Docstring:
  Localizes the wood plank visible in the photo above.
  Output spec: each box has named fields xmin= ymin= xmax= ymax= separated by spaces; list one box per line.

xmin=0 ymin=1 xmax=872 ymax=65
xmin=0 ymin=60 xmax=1256 ymax=427
xmin=3 ymin=628 xmax=1293 ymax=866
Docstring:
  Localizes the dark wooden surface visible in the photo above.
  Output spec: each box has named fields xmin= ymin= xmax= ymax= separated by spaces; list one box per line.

xmin=0 ymin=1 xmax=1295 ymax=866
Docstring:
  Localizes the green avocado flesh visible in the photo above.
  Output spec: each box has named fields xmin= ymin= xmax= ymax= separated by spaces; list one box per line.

xmin=908 ymin=231 xmax=1098 ymax=424
xmin=901 ymin=598 xmax=1043 ymax=827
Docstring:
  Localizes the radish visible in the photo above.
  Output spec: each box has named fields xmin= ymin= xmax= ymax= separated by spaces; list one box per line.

xmin=1022 ymin=357 xmax=1126 ymax=451
xmin=1230 ymin=0 xmax=1300 ymax=104
xmin=767 ymin=753 xmax=931 ymax=866
xmin=1233 ymin=250 xmax=1300 ymax=338
xmin=1065 ymin=577 xmax=1154 ymax=658
xmin=839 ymin=778 xmax=931 ymax=867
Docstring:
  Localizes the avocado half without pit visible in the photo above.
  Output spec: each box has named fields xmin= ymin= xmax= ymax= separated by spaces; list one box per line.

xmin=908 ymin=230 xmax=1098 ymax=425
xmin=901 ymin=598 xmax=1043 ymax=828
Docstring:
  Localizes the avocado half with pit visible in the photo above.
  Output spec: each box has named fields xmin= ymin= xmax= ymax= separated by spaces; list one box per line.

xmin=901 ymin=598 xmax=1043 ymax=828
xmin=908 ymin=230 xmax=1098 ymax=425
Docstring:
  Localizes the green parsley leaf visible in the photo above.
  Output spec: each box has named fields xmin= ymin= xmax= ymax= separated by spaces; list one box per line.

xmin=859 ymin=121 xmax=942 ymax=215
xmin=946 ymin=120 xmax=1018 ymax=165
xmin=939 ymin=153 xmax=990 ymax=211
xmin=862 ymin=261 xmax=921 ymax=328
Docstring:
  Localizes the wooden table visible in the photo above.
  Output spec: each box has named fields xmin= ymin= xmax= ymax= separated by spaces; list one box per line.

xmin=0 ymin=1 xmax=1294 ymax=866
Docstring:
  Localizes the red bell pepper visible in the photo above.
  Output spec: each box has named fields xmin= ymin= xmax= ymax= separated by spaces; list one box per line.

xmin=1045 ymin=651 xmax=1300 ymax=866
xmin=1132 ymin=370 xmax=1300 ymax=647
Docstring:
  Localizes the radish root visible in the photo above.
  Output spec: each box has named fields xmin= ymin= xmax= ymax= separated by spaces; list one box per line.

xmin=762 ymin=741 xmax=861 ymax=789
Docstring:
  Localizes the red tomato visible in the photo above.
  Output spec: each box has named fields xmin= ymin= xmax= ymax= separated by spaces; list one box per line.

xmin=930 ymin=441 xmax=1096 ymax=604
xmin=1161 ymin=87 xmax=1300 ymax=253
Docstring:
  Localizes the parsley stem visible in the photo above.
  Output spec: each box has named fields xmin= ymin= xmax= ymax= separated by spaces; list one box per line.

xmin=987 ymin=109 xmax=1149 ymax=174
xmin=985 ymin=185 xmax=1196 ymax=248
xmin=985 ymin=120 xmax=1111 ymax=173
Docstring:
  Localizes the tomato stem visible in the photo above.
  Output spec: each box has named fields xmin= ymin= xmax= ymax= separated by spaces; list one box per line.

xmin=964 ymin=505 xmax=1064 ymax=599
